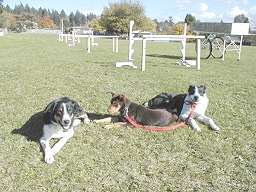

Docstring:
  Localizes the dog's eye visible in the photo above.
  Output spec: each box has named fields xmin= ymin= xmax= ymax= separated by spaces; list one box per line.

xmin=57 ymin=109 xmax=63 ymax=114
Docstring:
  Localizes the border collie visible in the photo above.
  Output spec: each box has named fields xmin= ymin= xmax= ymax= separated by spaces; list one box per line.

xmin=40 ymin=97 xmax=89 ymax=164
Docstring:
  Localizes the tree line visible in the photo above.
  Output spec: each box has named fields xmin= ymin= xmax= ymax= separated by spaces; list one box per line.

xmin=0 ymin=0 xmax=250 ymax=34
xmin=0 ymin=2 xmax=96 ymax=31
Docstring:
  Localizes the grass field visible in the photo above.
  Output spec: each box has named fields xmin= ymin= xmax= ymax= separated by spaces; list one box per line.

xmin=0 ymin=33 xmax=256 ymax=192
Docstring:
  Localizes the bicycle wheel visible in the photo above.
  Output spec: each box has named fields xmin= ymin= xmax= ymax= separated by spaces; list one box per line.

xmin=196 ymin=38 xmax=212 ymax=59
xmin=211 ymin=36 xmax=224 ymax=58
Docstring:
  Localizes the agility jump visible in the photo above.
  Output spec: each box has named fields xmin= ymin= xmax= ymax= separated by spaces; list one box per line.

xmin=116 ymin=20 xmax=205 ymax=71
xmin=58 ymin=31 xmax=119 ymax=53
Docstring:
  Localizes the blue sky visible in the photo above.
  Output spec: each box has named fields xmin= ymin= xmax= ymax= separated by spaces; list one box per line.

xmin=3 ymin=0 xmax=256 ymax=23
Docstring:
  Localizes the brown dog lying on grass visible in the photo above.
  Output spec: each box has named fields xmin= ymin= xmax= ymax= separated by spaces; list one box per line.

xmin=95 ymin=93 xmax=185 ymax=130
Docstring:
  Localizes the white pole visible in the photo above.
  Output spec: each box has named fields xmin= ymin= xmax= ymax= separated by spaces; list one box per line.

xmin=87 ymin=36 xmax=91 ymax=53
xmin=181 ymin=23 xmax=187 ymax=61
xmin=115 ymin=38 xmax=119 ymax=53
xmin=238 ymin=35 xmax=243 ymax=60
xmin=112 ymin=38 xmax=115 ymax=52
xmin=72 ymin=31 xmax=75 ymax=47
xmin=128 ymin=20 xmax=135 ymax=61
xmin=196 ymin=38 xmax=201 ymax=70
xmin=141 ymin=39 xmax=146 ymax=71
xmin=222 ymin=39 xmax=226 ymax=61
xmin=61 ymin=19 xmax=64 ymax=35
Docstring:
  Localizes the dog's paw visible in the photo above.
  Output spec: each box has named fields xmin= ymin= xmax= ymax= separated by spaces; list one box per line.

xmin=44 ymin=152 xmax=55 ymax=164
xmin=193 ymin=126 xmax=201 ymax=132
xmin=104 ymin=124 xmax=114 ymax=129
xmin=211 ymin=125 xmax=220 ymax=132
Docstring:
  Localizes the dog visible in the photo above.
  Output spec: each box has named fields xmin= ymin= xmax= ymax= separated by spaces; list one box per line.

xmin=143 ymin=92 xmax=186 ymax=116
xmin=144 ymin=85 xmax=220 ymax=132
xmin=107 ymin=93 xmax=178 ymax=127
xmin=40 ymin=97 xmax=90 ymax=164
xmin=143 ymin=93 xmax=175 ymax=110
xmin=179 ymin=85 xmax=220 ymax=132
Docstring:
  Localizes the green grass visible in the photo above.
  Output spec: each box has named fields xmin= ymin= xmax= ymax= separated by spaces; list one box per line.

xmin=0 ymin=33 xmax=256 ymax=192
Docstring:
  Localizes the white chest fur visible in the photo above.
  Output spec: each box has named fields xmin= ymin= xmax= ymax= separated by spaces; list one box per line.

xmin=43 ymin=123 xmax=74 ymax=139
xmin=180 ymin=95 xmax=209 ymax=117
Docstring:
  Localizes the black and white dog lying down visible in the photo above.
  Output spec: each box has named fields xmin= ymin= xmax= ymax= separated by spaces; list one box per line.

xmin=40 ymin=97 xmax=90 ymax=164
xmin=144 ymin=85 xmax=220 ymax=132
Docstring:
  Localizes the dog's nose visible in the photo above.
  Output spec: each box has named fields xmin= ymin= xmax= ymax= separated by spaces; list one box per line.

xmin=194 ymin=96 xmax=199 ymax=101
xmin=63 ymin=120 xmax=70 ymax=125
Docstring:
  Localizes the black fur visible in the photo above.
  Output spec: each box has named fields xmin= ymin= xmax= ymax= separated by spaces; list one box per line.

xmin=44 ymin=97 xmax=84 ymax=124
xmin=144 ymin=93 xmax=186 ymax=116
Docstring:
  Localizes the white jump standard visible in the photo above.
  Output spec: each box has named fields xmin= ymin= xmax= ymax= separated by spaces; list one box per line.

xmin=222 ymin=23 xmax=250 ymax=61
xmin=116 ymin=20 xmax=138 ymax=69
xmin=116 ymin=20 xmax=205 ymax=71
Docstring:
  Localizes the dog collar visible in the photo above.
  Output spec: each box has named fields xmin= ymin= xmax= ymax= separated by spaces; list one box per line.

xmin=122 ymin=103 xmax=131 ymax=118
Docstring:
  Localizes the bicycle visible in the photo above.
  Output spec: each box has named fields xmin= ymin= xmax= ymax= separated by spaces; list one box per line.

xmin=198 ymin=33 xmax=224 ymax=59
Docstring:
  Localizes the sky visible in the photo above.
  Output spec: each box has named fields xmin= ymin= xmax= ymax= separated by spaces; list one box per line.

xmin=3 ymin=0 xmax=256 ymax=23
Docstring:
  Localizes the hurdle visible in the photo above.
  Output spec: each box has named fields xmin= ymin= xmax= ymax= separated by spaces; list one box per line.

xmin=222 ymin=23 xmax=250 ymax=61
xmin=116 ymin=21 xmax=205 ymax=71
xmin=141 ymin=34 xmax=204 ymax=71
xmin=58 ymin=33 xmax=119 ymax=53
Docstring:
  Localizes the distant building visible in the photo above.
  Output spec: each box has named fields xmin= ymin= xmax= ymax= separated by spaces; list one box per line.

xmin=192 ymin=22 xmax=232 ymax=34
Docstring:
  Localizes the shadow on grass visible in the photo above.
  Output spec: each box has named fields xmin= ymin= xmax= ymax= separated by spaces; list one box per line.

xmin=147 ymin=54 xmax=195 ymax=60
xmin=11 ymin=111 xmax=120 ymax=142
xmin=11 ymin=111 xmax=45 ymax=142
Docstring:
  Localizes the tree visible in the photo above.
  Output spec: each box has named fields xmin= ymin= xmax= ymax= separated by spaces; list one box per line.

xmin=24 ymin=4 xmax=30 ymax=13
xmin=51 ymin=10 xmax=60 ymax=26
xmin=38 ymin=17 xmax=54 ymax=28
xmin=81 ymin=14 xmax=87 ymax=25
xmin=0 ymin=0 xmax=4 ymax=14
xmin=175 ymin=22 xmax=184 ymax=35
xmin=89 ymin=18 xmax=104 ymax=32
xmin=69 ymin=12 xmax=75 ymax=26
xmin=185 ymin=14 xmax=196 ymax=26
xmin=167 ymin=16 xmax=174 ymax=26
xmin=60 ymin=9 xmax=70 ymax=28
xmin=100 ymin=1 xmax=155 ymax=34
xmin=87 ymin=13 xmax=96 ymax=22
xmin=74 ymin=10 xmax=82 ymax=26
xmin=5 ymin=4 xmax=11 ymax=13
xmin=13 ymin=3 xmax=25 ymax=14
xmin=234 ymin=14 xmax=249 ymax=23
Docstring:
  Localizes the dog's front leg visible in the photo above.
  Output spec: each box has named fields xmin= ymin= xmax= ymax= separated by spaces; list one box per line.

xmin=180 ymin=114 xmax=201 ymax=132
xmin=197 ymin=115 xmax=220 ymax=131
xmin=189 ymin=118 xmax=201 ymax=132
xmin=40 ymin=136 xmax=55 ymax=164
xmin=51 ymin=130 xmax=74 ymax=156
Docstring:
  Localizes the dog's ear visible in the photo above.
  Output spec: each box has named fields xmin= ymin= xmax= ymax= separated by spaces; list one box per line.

xmin=44 ymin=100 xmax=58 ymax=114
xmin=72 ymin=101 xmax=84 ymax=117
xmin=107 ymin=92 xmax=116 ymax=97
xmin=199 ymin=85 xmax=207 ymax=93
xmin=44 ymin=99 xmax=59 ymax=123
xmin=119 ymin=95 xmax=129 ymax=105
xmin=188 ymin=85 xmax=195 ymax=93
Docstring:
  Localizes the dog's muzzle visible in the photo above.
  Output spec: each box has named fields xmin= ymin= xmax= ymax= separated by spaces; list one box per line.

xmin=59 ymin=120 xmax=72 ymax=131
